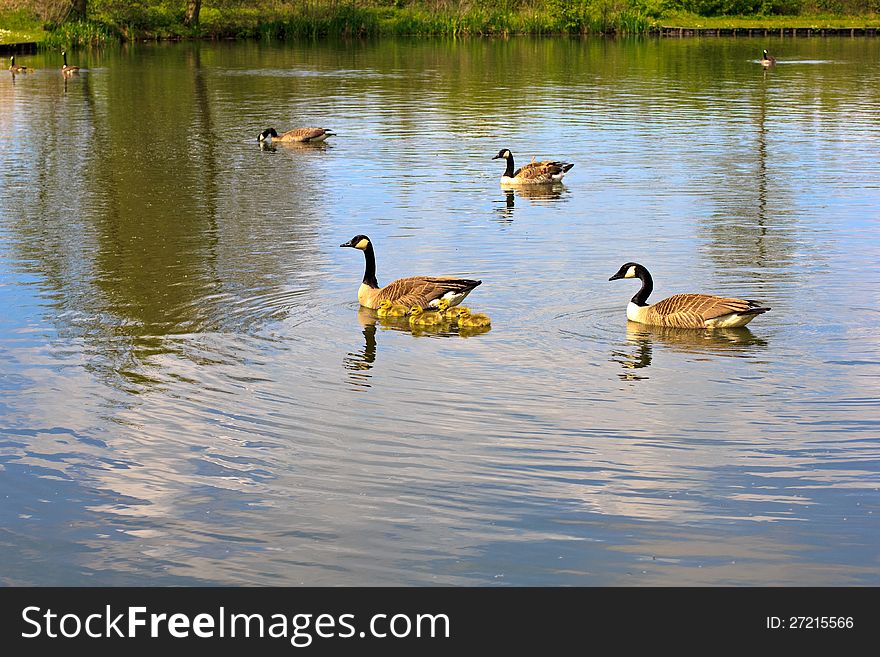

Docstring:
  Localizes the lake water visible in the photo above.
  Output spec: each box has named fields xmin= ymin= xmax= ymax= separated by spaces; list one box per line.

xmin=1 ymin=37 xmax=878 ymax=586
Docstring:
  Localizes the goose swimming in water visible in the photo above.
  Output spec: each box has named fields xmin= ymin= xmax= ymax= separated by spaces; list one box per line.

xmin=761 ymin=50 xmax=777 ymax=67
xmin=61 ymin=50 xmax=80 ymax=76
xmin=492 ymin=148 xmax=573 ymax=186
xmin=609 ymin=262 xmax=770 ymax=329
xmin=8 ymin=56 xmax=33 ymax=74
xmin=258 ymin=126 xmax=335 ymax=144
xmin=340 ymin=234 xmax=482 ymax=311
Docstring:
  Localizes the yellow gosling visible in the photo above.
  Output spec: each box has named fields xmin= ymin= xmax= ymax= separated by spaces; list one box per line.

xmin=378 ymin=300 xmax=409 ymax=318
xmin=457 ymin=308 xmax=491 ymax=328
xmin=437 ymin=299 xmax=470 ymax=321
xmin=409 ymin=306 xmax=444 ymax=327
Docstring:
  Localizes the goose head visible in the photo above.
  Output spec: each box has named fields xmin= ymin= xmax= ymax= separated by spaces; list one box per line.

xmin=258 ymin=128 xmax=279 ymax=142
xmin=492 ymin=148 xmax=513 ymax=161
xmin=609 ymin=262 xmax=647 ymax=281
xmin=339 ymin=234 xmax=371 ymax=251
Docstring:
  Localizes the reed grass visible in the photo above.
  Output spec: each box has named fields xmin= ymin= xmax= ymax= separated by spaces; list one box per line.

xmin=40 ymin=19 xmax=114 ymax=47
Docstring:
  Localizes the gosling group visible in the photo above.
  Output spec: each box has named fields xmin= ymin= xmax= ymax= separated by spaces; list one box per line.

xmin=376 ymin=299 xmax=490 ymax=328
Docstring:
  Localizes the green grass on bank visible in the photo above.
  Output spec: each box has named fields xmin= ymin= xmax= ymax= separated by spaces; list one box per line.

xmin=0 ymin=9 xmax=46 ymax=44
xmin=1 ymin=1 xmax=879 ymax=49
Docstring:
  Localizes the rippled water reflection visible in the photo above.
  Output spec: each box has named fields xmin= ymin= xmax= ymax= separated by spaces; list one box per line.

xmin=0 ymin=37 xmax=878 ymax=585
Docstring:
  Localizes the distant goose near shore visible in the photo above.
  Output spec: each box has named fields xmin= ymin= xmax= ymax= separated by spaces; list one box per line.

xmin=258 ymin=127 xmax=335 ymax=144
xmin=492 ymin=148 xmax=573 ymax=186
xmin=761 ymin=49 xmax=777 ymax=67
xmin=61 ymin=50 xmax=80 ymax=76
xmin=340 ymin=234 xmax=482 ymax=311
xmin=609 ymin=262 xmax=770 ymax=329
xmin=8 ymin=56 xmax=33 ymax=74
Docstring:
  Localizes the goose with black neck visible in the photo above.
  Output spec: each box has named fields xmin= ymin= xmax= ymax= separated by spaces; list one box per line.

xmin=340 ymin=235 xmax=482 ymax=311
xmin=609 ymin=262 xmax=770 ymax=329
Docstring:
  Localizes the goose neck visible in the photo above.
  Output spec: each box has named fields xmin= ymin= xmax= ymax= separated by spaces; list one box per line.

xmin=362 ymin=242 xmax=379 ymax=288
xmin=504 ymin=154 xmax=515 ymax=178
xmin=631 ymin=268 xmax=653 ymax=306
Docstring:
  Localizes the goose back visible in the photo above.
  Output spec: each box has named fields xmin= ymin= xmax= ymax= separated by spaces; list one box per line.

xmin=633 ymin=294 xmax=770 ymax=329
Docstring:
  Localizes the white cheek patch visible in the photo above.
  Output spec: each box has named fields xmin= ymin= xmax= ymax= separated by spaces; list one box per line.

xmin=624 ymin=265 xmax=637 ymax=279
xmin=355 ymin=239 xmax=369 ymax=250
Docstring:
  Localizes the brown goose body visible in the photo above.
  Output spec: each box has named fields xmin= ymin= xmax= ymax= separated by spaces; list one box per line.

xmin=609 ymin=263 xmax=770 ymax=329
xmin=61 ymin=51 xmax=80 ymax=76
xmin=259 ymin=127 xmax=335 ymax=144
xmin=341 ymin=235 xmax=482 ymax=311
xmin=493 ymin=148 xmax=573 ymax=186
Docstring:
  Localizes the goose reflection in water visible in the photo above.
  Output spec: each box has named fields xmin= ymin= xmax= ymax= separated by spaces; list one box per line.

xmin=613 ymin=321 xmax=768 ymax=380
xmin=494 ymin=185 xmax=570 ymax=222
xmin=342 ymin=309 xmax=381 ymax=389
xmin=258 ymin=140 xmax=332 ymax=155
xmin=345 ymin=305 xmax=492 ymax=387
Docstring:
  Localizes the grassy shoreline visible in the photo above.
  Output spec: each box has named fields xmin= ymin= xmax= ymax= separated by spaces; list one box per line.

xmin=2 ymin=4 xmax=879 ymax=48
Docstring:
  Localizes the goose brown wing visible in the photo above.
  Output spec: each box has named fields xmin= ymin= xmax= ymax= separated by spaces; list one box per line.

xmin=281 ymin=127 xmax=330 ymax=142
xmin=376 ymin=276 xmax=481 ymax=308
xmin=648 ymin=294 xmax=757 ymax=328
xmin=513 ymin=160 xmax=572 ymax=182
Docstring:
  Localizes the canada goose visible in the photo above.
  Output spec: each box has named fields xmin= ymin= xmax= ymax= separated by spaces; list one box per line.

xmin=457 ymin=308 xmax=492 ymax=328
xmin=258 ymin=127 xmax=335 ymax=144
xmin=437 ymin=299 xmax=470 ymax=321
xmin=409 ymin=306 xmax=444 ymax=326
xmin=609 ymin=262 xmax=771 ymax=329
xmin=761 ymin=50 xmax=777 ymax=67
xmin=340 ymin=234 xmax=482 ymax=310
xmin=492 ymin=148 xmax=573 ymax=186
xmin=61 ymin=51 xmax=80 ymax=76
xmin=8 ymin=56 xmax=32 ymax=74
xmin=376 ymin=299 xmax=409 ymax=318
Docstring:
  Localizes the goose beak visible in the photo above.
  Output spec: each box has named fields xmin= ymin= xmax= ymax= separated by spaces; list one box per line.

xmin=491 ymin=154 xmax=502 ymax=160
xmin=340 ymin=239 xmax=354 ymax=248
xmin=609 ymin=272 xmax=623 ymax=281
